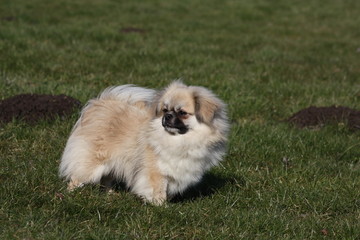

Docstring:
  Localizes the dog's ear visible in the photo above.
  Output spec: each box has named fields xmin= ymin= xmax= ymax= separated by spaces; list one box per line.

xmin=153 ymin=91 xmax=164 ymax=117
xmin=192 ymin=86 xmax=224 ymax=124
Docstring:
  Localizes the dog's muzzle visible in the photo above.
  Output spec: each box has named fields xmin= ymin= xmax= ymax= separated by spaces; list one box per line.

xmin=162 ymin=112 xmax=188 ymax=134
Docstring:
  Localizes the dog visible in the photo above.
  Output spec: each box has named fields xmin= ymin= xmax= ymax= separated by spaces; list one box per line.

xmin=59 ymin=81 xmax=229 ymax=205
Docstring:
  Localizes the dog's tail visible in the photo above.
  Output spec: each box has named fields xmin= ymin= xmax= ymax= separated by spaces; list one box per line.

xmin=70 ymin=85 xmax=156 ymax=133
xmin=99 ymin=85 xmax=156 ymax=105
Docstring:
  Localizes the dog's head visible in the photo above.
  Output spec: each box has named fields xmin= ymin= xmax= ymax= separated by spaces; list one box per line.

xmin=155 ymin=81 xmax=225 ymax=135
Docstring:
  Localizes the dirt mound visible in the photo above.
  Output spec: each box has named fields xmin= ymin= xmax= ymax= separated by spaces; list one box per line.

xmin=0 ymin=94 xmax=81 ymax=125
xmin=287 ymin=106 xmax=360 ymax=131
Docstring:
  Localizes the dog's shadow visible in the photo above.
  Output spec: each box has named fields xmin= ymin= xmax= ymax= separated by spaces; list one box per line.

xmin=107 ymin=173 xmax=245 ymax=204
xmin=170 ymin=173 xmax=245 ymax=203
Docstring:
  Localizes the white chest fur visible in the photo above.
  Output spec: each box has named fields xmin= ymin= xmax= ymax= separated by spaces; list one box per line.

xmin=148 ymin=118 xmax=223 ymax=195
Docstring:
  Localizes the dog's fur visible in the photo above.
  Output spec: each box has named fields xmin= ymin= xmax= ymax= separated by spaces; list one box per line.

xmin=59 ymin=81 xmax=229 ymax=205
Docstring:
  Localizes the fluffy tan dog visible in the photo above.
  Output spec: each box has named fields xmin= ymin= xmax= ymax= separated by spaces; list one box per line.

xmin=60 ymin=81 xmax=229 ymax=205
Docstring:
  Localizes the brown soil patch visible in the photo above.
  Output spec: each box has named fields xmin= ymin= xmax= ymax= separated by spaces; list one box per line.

xmin=1 ymin=16 xmax=16 ymax=22
xmin=0 ymin=94 xmax=81 ymax=125
xmin=287 ymin=106 xmax=360 ymax=131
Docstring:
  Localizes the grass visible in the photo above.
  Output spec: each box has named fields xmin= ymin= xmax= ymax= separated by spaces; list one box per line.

xmin=0 ymin=0 xmax=359 ymax=239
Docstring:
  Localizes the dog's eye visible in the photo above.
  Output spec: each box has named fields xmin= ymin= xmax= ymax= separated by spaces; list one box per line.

xmin=178 ymin=110 xmax=187 ymax=116
xmin=162 ymin=109 xmax=168 ymax=113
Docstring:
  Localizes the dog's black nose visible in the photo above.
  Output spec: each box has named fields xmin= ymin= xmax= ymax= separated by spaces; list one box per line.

xmin=164 ymin=113 xmax=173 ymax=121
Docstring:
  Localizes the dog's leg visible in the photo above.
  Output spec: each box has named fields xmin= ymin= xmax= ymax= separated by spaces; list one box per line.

xmin=150 ymin=177 xmax=168 ymax=206
xmin=135 ymin=147 xmax=167 ymax=206
xmin=147 ymin=162 xmax=168 ymax=205
xmin=100 ymin=175 xmax=115 ymax=193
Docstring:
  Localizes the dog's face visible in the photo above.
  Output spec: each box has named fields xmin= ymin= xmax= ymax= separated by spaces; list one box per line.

xmin=156 ymin=82 xmax=224 ymax=135
xmin=159 ymin=87 xmax=195 ymax=135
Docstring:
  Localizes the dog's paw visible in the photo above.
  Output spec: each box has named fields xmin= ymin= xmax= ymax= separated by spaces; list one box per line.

xmin=67 ymin=178 xmax=85 ymax=191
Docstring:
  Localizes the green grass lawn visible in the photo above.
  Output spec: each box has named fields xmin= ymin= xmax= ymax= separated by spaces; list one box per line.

xmin=1 ymin=0 xmax=359 ymax=239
